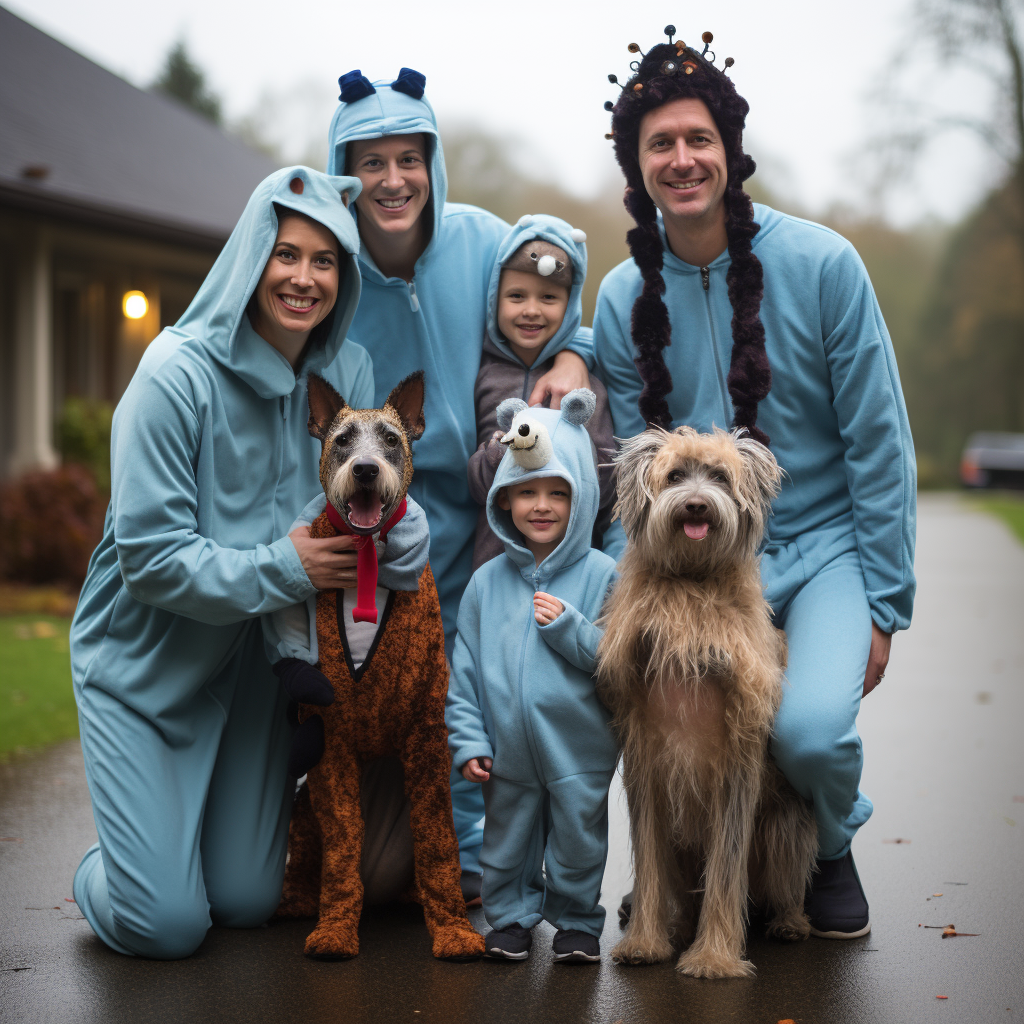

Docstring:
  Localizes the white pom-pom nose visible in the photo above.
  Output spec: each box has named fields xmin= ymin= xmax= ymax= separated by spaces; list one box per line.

xmin=570 ymin=228 xmax=587 ymax=244
xmin=517 ymin=214 xmax=534 ymax=227
xmin=536 ymin=254 xmax=557 ymax=276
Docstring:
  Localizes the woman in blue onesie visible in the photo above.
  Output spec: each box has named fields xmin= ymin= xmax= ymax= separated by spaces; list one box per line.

xmin=70 ymin=167 xmax=371 ymax=959
xmin=324 ymin=68 xmax=594 ymax=890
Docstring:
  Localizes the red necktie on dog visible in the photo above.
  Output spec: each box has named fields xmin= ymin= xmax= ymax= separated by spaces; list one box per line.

xmin=324 ymin=499 xmax=407 ymax=624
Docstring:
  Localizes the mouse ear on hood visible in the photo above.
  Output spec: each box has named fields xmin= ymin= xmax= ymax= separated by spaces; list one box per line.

xmin=496 ymin=397 xmax=529 ymax=432
xmin=560 ymin=388 xmax=597 ymax=427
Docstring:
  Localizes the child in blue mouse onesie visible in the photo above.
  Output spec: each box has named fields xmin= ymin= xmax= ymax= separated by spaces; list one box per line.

xmin=68 ymin=167 xmax=404 ymax=960
xmin=446 ymin=391 xmax=618 ymax=963
xmin=327 ymin=68 xmax=593 ymax=899
xmin=468 ymin=214 xmax=616 ymax=571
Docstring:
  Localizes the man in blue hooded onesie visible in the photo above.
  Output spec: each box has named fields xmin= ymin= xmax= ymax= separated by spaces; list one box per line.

xmin=594 ymin=29 xmax=916 ymax=938
xmin=70 ymin=167 xmax=394 ymax=959
xmin=324 ymin=68 xmax=594 ymax=893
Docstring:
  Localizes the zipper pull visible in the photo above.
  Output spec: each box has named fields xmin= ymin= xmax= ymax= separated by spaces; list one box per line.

xmin=700 ymin=266 xmax=710 ymax=291
xmin=407 ymin=280 xmax=420 ymax=312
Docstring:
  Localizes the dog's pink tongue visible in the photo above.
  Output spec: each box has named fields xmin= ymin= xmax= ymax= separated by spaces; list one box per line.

xmin=348 ymin=491 xmax=383 ymax=529
xmin=684 ymin=521 xmax=709 ymax=541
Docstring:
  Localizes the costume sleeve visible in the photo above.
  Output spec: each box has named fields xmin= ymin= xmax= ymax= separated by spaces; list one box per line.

xmin=587 ymin=375 xmax=618 ymax=549
xmin=536 ymin=599 xmax=603 ymax=673
xmin=376 ymin=496 xmax=430 ymax=592
xmin=467 ymin=360 xmax=504 ymax=506
xmin=111 ymin=373 xmax=315 ymax=627
xmin=564 ymin=323 xmax=595 ymax=370
xmin=445 ymin=579 xmax=494 ymax=771
xmin=821 ymin=244 xmax=917 ymax=633
xmin=594 ymin=275 xmax=645 ymax=563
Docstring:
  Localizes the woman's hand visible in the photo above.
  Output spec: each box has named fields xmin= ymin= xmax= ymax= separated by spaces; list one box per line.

xmin=534 ymin=592 xmax=564 ymax=625
xmin=461 ymin=756 xmax=492 ymax=783
xmin=290 ymin=526 xmax=359 ymax=590
xmin=862 ymin=623 xmax=891 ymax=697
xmin=528 ymin=350 xmax=590 ymax=409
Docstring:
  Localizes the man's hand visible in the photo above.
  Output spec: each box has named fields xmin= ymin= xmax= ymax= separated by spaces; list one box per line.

xmin=527 ymin=350 xmax=590 ymax=409
xmin=461 ymin=756 xmax=492 ymax=783
xmin=534 ymin=592 xmax=564 ymax=625
xmin=862 ymin=623 xmax=891 ymax=698
xmin=290 ymin=525 xmax=358 ymax=590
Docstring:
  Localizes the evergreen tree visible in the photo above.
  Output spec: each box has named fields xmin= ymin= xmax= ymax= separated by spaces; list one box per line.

xmin=152 ymin=40 xmax=222 ymax=125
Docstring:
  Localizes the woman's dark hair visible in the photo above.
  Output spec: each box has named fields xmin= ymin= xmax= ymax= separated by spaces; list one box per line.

xmin=610 ymin=38 xmax=771 ymax=445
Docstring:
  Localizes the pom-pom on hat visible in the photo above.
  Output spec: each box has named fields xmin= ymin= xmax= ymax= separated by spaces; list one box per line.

xmin=603 ymin=26 xmax=771 ymax=447
xmin=502 ymin=239 xmax=573 ymax=291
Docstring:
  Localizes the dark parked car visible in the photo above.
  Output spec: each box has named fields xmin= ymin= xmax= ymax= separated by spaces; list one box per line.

xmin=960 ymin=432 xmax=1024 ymax=489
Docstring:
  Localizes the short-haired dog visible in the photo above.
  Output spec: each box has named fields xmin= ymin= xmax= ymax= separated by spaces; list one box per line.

xmin=597 ymin=426 xmax=817 ymax=978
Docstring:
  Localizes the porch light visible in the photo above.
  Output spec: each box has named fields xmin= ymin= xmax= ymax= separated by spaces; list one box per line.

xmin=123 ymin=290 xmax=148 ymax=319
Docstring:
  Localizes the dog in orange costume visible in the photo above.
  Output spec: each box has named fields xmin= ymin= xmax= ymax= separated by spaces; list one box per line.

xmin=276 ymin=372 xmax=485 ymax=962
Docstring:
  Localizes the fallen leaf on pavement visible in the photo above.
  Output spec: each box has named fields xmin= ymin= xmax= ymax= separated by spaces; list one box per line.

xmin=933 ymin=892 xmax=943 ymax=897
xmin=936 ymin=995 xmax=948 ymax=1000
xmin=942 ymin=925 xmax=979 ymax=938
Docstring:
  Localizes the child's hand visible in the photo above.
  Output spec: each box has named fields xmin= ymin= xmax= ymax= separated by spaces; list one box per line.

xmin=461 ymin=757 xmax=492 ymax=783
xmin=534 ymin=592 xmax=564 ymax=625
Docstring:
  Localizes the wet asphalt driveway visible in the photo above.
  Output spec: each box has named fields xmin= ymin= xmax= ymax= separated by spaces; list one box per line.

xmin=2 ymin=494 xmax=1023 ymax=1024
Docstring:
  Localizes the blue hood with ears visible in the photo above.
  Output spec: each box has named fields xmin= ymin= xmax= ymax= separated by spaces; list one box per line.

xmin=486 ymin=214 xmax=589 ymax=368
xmin=487 ymin=389 xmax=600 ymax=576
xmin=174 ymin=165 xmax=363 ymax=398
xmin=326 ymin=75 xmax=447 ymax=271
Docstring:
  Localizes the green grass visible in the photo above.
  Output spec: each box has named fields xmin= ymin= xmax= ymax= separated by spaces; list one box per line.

xmin=972 ymin=492 xmax=1024 ymax=546
xmin=0 ymin=615 xmax=78 ymax=761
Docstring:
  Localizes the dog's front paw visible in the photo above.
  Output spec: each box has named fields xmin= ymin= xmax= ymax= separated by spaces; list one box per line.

xmin=304 ymin=920 xmax=360 ymax=960
xmin=766 ymin=909 xmax=811 ymax=943
xmin=676 ymin=946 xmax=755 ymax=979
xmin=611 ymin=933 xmax=673 ymax=965
xmin=431 ymin=923 xmax=486 ymax=961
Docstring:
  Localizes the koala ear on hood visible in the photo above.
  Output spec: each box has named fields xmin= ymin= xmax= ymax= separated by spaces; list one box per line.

xmin=496 ymin=398 xmax=528 ymax=432
xmin=560 ymin=388 xmax=596 ymax=427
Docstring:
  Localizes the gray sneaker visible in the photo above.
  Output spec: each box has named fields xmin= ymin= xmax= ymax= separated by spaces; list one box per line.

xmin=552 ymin=929 xmax=600 ymax=963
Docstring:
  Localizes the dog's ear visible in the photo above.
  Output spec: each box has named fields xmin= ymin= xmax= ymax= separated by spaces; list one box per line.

xmin=732 ymin=430 xmax=783 ymax=519
xmin=385 ymin=371 xmax=426 ymax=442
xmin=613 ymin=428 xmax=667 ymax=540
xmin=496 ymin=398 xmax=528 ymax=432
xmin=306 ymin=374 xmax=348 ymax=441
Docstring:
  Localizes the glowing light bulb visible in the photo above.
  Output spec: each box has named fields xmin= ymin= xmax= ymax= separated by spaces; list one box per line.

xmin=123 ymin=290 xmax=148 ymax=319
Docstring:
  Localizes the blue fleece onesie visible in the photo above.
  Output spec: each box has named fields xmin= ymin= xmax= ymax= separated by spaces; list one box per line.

xmin=446 ymin=396 xmax=618 ymax=938
xmin=70 ymin=167 xmax=379 ymax=959
xmin=326 ymin=78 xmax=592 ymax=876
xmin=594 ymin=205 xmax=917 ymax=860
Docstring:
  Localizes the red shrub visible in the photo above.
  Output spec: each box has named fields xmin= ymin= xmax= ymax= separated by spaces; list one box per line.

xmin=0 ymin=465 xmax=106 ymax=586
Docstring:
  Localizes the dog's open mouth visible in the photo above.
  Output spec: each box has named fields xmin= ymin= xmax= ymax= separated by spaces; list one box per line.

xmin=682 ymin=520 xmax=710 ymax=541
xmin=345 ymin=488 xmax=385 ymax=531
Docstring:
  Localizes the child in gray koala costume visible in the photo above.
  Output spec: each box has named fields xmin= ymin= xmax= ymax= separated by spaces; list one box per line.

xmin=468 ymin=215 xmax=615 ymax=570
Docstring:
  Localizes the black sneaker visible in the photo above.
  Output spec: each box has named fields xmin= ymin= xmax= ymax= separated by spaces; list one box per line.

xmin=617 ymin=890 xmax=632 ymax=927
xmin=806 ymin=851 xmax=871 ymax=938
xmin=552 ymin=929 xmax=600 ymax=963
xmin=485 ymin=924 xmax=532 ymax=960
xmin=460 ymin=870 xmax=482 ymax=908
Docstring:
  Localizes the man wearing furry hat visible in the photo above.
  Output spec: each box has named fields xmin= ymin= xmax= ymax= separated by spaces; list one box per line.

xmin=594 ymin=28 xmax=917 ymax=938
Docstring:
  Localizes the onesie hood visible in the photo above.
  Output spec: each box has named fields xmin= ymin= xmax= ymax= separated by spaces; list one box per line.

xmin=486 ymin=214 xmax=588 ymax=368
xmin=326 ymin=71 xmax=447 ymax=273
xmin=173 ymin=166 xmax=362 ymax=399
xmin=486 ymin=390 xmax=600 ymax=575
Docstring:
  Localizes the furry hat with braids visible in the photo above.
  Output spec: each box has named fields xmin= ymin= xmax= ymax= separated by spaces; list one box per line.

xmin=607 ymin=27 xmax=771 ymax=446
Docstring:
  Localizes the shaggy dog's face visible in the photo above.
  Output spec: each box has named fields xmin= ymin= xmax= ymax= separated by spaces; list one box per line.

xmin=615 ymin=426 xmax=782 ymax=572
xmin=307 ymin=372 xmax=425 ymax=535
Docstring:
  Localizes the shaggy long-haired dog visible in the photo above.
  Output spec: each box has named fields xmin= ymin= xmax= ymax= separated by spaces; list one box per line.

xmin=597 ymin=426 xmax=817 ymax=979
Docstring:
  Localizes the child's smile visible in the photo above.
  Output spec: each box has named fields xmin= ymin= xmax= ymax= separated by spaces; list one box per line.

xmin=496 ymin=270 xmax=570 ymax=367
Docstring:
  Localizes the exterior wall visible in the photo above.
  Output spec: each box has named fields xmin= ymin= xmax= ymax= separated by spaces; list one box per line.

xmin=0 ymin=208 xmax=216 ymax=479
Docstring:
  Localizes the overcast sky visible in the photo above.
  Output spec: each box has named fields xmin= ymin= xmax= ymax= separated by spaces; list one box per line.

xmin=6 ymin=0 xmax=1002 ymax=226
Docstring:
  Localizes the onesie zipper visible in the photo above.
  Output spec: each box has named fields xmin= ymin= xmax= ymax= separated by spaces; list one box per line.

xmin=701 ymin=266 xmax=732 ymax=426
xmin=407 ymin=279 xmax=420 ymax=312
xmin=516 ymin=569 xmax=545 ymax=770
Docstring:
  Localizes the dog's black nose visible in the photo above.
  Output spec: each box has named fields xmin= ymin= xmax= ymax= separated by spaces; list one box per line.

xmin=518 ymin=423 xmax=531 ymax=437
xmin=352 ymin=460 xmax=379 ymax=482
xmin=685 ymin=502 xmax=708 ymax=517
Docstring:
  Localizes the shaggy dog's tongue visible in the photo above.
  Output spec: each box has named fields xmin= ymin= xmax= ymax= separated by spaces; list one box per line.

xmin=684 ymin=521 xmax=710 ymax=541
xmin=347 ymin=490 xmax=384 ymax=530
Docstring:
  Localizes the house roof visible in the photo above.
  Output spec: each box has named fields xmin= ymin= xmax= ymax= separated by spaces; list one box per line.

xmin=0 ymin=6 xmax=280 ymax=249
